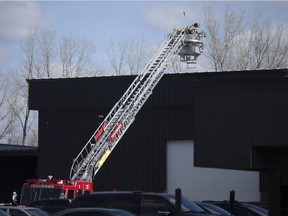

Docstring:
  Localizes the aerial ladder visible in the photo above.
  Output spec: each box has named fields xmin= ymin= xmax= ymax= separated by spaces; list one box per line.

xmin=69 ymin=24 xmax=205 ymax=182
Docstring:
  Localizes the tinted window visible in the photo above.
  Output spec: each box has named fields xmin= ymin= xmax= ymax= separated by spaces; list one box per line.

xmin=110 ymin=195 xmax=141 ymax=214
xmin=71 ymin=195 xmax=111 ymax=208
xmin=141 ymin=196 xmax=171 ymax=216
xmin=243 ymin=203 xmax=268 ymax=215
xmin=76 ymin=190 xmax=82 ymax=197
xmin=213 ymin=203 xmax=262 ymax=216
xmin=20 ymin=188 xmax=40 ymax=203
xmin=67 ymin=190 xmax=74 ymax=200
xmin=164 ymin=195 xmax=205 ymax=213
xmin=7 ymin=209 xmax=26 ymax=216
xmin=234 ymin=206 xmax=261 ymax=216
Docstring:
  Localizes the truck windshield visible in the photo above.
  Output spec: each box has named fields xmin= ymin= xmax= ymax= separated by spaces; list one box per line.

xmin=20 ymin=188 xmax=63 ymax=204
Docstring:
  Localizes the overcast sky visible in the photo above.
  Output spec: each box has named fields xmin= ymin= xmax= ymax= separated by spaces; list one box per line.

xmin=1 ymin=1 xmax=288 ymax=73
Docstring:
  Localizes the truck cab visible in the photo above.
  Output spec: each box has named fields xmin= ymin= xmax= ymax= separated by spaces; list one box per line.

xmin=19 ymin=176 xmax=93 ymax=206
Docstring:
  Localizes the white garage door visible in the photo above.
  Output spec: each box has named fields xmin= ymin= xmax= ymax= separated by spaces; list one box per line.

xmin=166 ymin=140 xmax=260 ymax=201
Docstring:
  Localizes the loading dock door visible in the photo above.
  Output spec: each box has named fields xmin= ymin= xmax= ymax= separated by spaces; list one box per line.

xmin=167 ymin=140 xmax=260 ymax=201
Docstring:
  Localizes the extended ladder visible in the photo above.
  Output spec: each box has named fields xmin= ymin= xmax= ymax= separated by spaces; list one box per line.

xmin=70 ymin=26 xmax=205 ymax=181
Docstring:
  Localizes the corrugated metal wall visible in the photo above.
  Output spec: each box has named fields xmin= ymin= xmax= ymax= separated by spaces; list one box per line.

xmin=27 ymin=70 xmax=288 ymax=193
xmin=193 ymin=70 xmax=288 ymax=170
xmin=29 ymin=73 xmax=196 ymax=192
xmin=0 ymin=155 xmax=37 ymax=203
xmin=28 ymin=73 xmax=196 ymax=111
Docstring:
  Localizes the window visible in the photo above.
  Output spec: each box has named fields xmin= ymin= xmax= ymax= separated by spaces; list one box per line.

xmin=71 ymin=195 xmax=110 ymax=208
xmin=67 ymin=190 xmax=74 ymax=200
xmin=76 ymin=190 xmax=82 ymax=197
xmin=8 ymin=209 xmax=27 ymax=216
xmin=141 ymin=196 xmax=171 ymax=216
xmin=111 ymin=195 xmax=141 ymax=214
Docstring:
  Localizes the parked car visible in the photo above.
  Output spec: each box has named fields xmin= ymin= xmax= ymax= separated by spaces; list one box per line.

xmin=203 ymin=201 xmax=268 ymax=216
xmin=0 ymin=206 xmax=50 ymax=216
xmin=28 ymin=199 xmax=71 ymax=214
xmin=195 ymin=202 xmax=232 ymax=216
xmin=70 ymin=191 xmax=216 ymax=216
xmin=0 ymin=209 xmax=10 ymax=216
xmin=240 ymin=203 xmax=268 ymax=216
xmin=52 ymin=207 xmax=136 ymax=216
xmin=243 ymin=202 xmax=269 ymax=210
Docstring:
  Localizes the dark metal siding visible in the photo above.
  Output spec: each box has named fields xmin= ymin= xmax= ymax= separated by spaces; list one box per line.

xmin=253 ymin=80 xmax=288 ymax=147
xmin=93 ymin=106 xmax=194 ymax=191
xmin=28 ymin=73 xmax=196 ymax=111
xmin=38 ymin=105 xmax=193 ymax=192
xmin=0 ymin=155 xmax=37 ymax=203
xmin=28 ymin=76 xmax=134 ymax=110
xmin=31 ymin=73 xmax=197 ymax=192
xmin=38 ymin=109 xmax=104 ymax=178
xmin=193 ymin=80 xmax=252 ymax=169
xmin=192 ymin=69 xmax=288 ymax=170
xmin=29 ymin=69 xmax=288 ymax=192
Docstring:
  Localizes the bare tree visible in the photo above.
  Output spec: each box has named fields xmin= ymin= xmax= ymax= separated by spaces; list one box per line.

xmin=4 ymin=28 xmax=98 ymax=146
xmin=203 ymin=6 xmax=288 ymax=71
xmin=0 ymin=72 xmax=18 ymax=142
xmin=59 ymin=35 xmax=76 ymax=77
xmin=126 ymin=35 xmax=149 ymax=75
xmin=203 ymin=6 xmax=245 ymax=71
xmin=249 ymin=21 xmax=288 ymax=69
xmin=11 ymin=28 xmax=42 ymax=145
xmin=59 ymin=33 xmax=96 ymax=77
xmin=106 ymin=36 xmax=127 ymax=75
xmin=21 ymin=28 xmax=57 ymax=79
xmin=9 ymin=75 xmax=31 ymax=145
xmin=21 ymin=28 xmax=37 ymax=79
xmin=35 ymin=30 xmax=56 ymax=78
xmin=106 ymin=36 xmax=151 ymax=75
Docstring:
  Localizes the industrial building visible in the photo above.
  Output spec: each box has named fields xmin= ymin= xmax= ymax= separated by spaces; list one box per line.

xmin=1 ymin=69 xmax=288 ymax=215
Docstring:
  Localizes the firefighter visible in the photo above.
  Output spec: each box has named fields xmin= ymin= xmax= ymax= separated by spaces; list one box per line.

xmin=12 ymin=192 xmax=18 ymax=206
xmin=188 ymin=23 xmax=200 ymax=34
xmin=177 ymin=23 xmax=200 ymax=35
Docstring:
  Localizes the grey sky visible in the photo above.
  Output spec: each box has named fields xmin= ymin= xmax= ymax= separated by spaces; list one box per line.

xmin=0 ymin=1 xmax=287 ymax=73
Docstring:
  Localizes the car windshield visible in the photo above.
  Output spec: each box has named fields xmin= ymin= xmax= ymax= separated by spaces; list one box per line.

xmin=164 ymin=194 xmax=205 ymax=213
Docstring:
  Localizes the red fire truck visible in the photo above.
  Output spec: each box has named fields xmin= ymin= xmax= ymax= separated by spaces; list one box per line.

xmin=17 ymin=24 xmax=205 ymax=206
xmin=19 ymin=176 xmax=93 ymax=206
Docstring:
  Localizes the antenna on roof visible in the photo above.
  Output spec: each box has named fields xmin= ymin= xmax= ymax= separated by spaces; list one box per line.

xmin=183 ymin=11 xmax=186 ymax=28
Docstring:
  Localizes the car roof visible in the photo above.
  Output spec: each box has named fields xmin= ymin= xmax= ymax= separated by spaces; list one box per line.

xmin=0 ymin=206 xmax=34 ymax=209
xmin=30 ymin=199 xmax=71 ymax=204
xmin=52 ymin=207 xmax=136 ymax=216
xmin=32 ymin=199 xmax=70 ymax=202
xmin=0 ymin=206 xmax=47 ymax=211
xmin=87 ymin=191 xmax=172 ymax=196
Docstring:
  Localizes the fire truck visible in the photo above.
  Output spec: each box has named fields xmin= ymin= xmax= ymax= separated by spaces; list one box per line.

xmin=18 ymin=23 xmax=205 ymax=205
